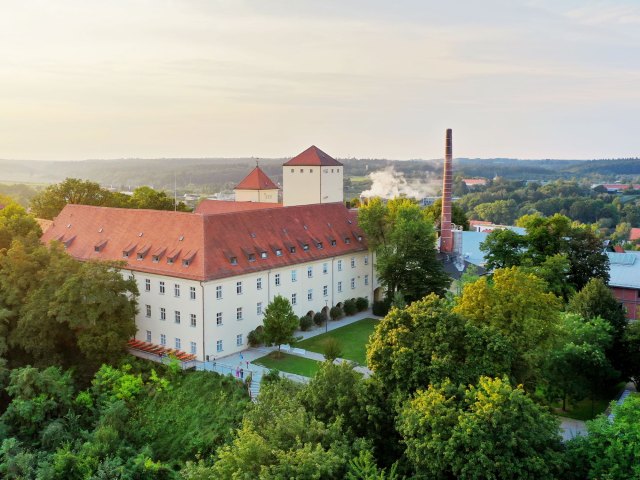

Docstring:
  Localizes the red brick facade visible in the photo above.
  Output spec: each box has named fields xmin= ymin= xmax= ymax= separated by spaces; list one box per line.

xmin=611 ymin=287 xmax=640 ymax=321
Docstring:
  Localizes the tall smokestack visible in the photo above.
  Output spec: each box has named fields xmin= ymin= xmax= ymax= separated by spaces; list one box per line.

xmin=440 ymin=128 xmax=453 ymax=253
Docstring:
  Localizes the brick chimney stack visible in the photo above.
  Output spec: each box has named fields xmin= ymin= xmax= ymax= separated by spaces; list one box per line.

xmin=440 ymin=128 xmax=454 ymax=253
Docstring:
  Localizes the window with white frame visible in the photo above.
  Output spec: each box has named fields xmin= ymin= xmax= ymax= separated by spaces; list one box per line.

xmin=160 ymin=308 xmax=166 ymax=321
xmin=216 ymin=340 xmax=223 ymax=352
xmin=323 ymin=285 xmax=328 ymax=297
xmin=236 ymin=307 xmax=243 ymax=321
xmin=307 ymin=289 xmax=313 ymax=301
xmin=257 ymin=277 xmax=262 ymax=290
xmin=257 ymin=302 xmax=263 ymax=315
xmin=364 ymin=274 xmax=369 ymax=286
xmin=323 ymin=263 xmax=328 ymax=274
xmin=145 ymin=278 xmax=150 ymax=291
xmin=145 ymin=305 xmax=151 ymax=317
xmin=351 ymin=257 xmax=356 ymax=268
xmin=174 ymin=310 xmax=181 ymax=324
xmin=175 ymin=338 xmax=181 ymax=350
xmin=236 ymin=334 xmax=243 ymax=346
xmin=190 ymin=342 xmax=197 ymax=354
xmin=275 ymin=273 xmax=281 ymax=286
xmin=160 ymin=334 xmax=166 ymax=346
xmin=338 ymin=281 xmax=343 ymax=293
xmin=159 ymin=281 xmax=165 ymax=294
xmin=291 ymin=293 xmax=297 ymax=305
xmin=364 ymin=255 xmax=369 ymax=265
xmin=291 ymin=270 xmax=297 ymax=282
xmin=216 ymin=312 xmax=222 ymax=326
xmin=307 ymin=266 xmax=313 ymax=278
xmin=351 ymin=278 xmax=356 ymax=289
xmin=236 ymin=281 xmax=243 ymax=295
xmin=190 ymin=313 xmax=196 ymax=327
xmin=174 ymin=284 xmax=180 ymax=297
xmin=337 ymin=260 xmax=343 ymax=271
xmin=190 ymin=286 xmax=196 ymax=300
xmin=146 ymin=330 xmax=151 ymax=342
xmin=216 ymin=285 xmax=222 ymax=299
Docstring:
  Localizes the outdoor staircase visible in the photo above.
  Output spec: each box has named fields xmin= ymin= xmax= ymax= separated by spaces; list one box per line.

xmin=249 ymin=370 xmax=262 ymax=402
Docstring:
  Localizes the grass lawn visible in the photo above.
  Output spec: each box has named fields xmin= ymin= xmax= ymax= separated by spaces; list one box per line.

xmin=254 ymin=352 xmax=321 ymax=377
xmin=296 ymin=318 xmax=379 ymax=365
xmin=550 ymin=382 xmax=627 ymax=421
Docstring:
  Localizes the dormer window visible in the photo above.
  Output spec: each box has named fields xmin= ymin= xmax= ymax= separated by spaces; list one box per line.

xmin=230 ymin=257 xmax=238 ymax=265
xmin=137 ymin=253 xmax=144 ymax=260
xmin=302 ymin=244 xmax=309 ymax=251
xmin=317 ymin=242 xmax=323 ymax=249
xmin=357 ymin=235 xmax=363 ymax=242
xmin=290 ymin=246 xmax=296 ymax=254
xmin=260 ymin=251 xmax=267 ymax=259
xmin=167 ymin=258 xmax=174 ymax=265
xmin=330 ymin=239 xmax=337 ymax=247
xmin=94 ymin=239 xmax=107 ymax=252
xmin=275 ymin=249 xmax=283 ymax=256
xmin=182 ymin=259 xmax=191 ymax=267
xmin=248 ymin=253 xmax=256 ymax=262
xmin=123 ymin=251 xmax=129 ymax=258
xmin=344 ymin=237 xmax=351 ymax=244
xmin=152 ymin=255 xmax=160 ymax=263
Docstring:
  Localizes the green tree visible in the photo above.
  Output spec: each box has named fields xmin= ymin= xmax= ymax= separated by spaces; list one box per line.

xmin=623 ymin=322 xmax=640 ymax=390
xmin=0 ymin=203 xmax=42 ymax=251
xmin=472 ymin=199 xmax=518 ymax=225
xmin=262 ymin=295 xmax=298 ymax=354
xmin=480 ymin=228 xmax=526 ymax=270
xmin=423 ymin=198 xmax=470 ymax=231
xmin=398 ymin=377 xmax=565 ymax=480
xmin=129 ymin=186 xmax=190 ymax=211
xmin=359 ymin=198 xmax=450 ymax=301
xmin=30 ymin=178 xmax=115 ymax=220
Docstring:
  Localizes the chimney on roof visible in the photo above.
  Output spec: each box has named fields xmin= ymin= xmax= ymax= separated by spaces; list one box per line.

xmin=440 ymin=129 xmax=454 ymax=253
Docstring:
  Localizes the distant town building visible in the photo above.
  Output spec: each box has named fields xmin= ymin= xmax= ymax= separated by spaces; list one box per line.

xmin=462 ymin=178 xmax=487 ymax=188
xmin=591 ymin=183 xmax=640 ymax=193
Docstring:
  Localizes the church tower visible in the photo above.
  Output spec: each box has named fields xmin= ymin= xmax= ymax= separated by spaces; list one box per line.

xmin=282 ymin=146 xmax=343 ymax=206
xmin=234 ymin=166 xmax=280 ymax=203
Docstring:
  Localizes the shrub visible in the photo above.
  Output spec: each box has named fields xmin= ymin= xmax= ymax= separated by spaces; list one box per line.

xmin=372 ymin=300 xmax=391 ymax=316
xmin=247 ymin=326 xmax=265 ymax=347
xmin=299 ymin=315 xmax=313 ymax=331
xmin=330 ymin=306 xmax=344 ymax=321
xmin=343 ymin=299 xmax=358 ymax=316
xmin=323 ymin=338 xmax=343 ymax=362
xmin=313 ymin=311 xmax=327 ymax=326
xmin=355 ymin=297 xmax=369 ymax=312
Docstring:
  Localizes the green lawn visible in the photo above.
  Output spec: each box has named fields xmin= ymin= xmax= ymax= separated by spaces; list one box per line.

xmin=254 ymin=352 xmax=321 ymax=377
xmin=295 ymin=318 xmax=379 ymax=365
xmin=549 ymin=382 xmax=627 ymax=421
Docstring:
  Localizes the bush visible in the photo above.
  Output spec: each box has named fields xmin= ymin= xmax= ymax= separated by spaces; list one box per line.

xmin=247 ymin=326 xmax=265 ymax=347
xmin=330 ymin=306 xmax=344 ymax=321
xmin=343 ymin=299 xmax=358 ymax=316
xmin=299 ymin=315 xmax=313 ymax=331
xmin=323 ymin=338 xmax=343 ymax=362
xmin=355 ymin=297 xmax=369 ymax=312
xmin=372 ymin=300 xmax=391 ymax=316
xmin=313 ymin=311 xmax=327 ymax=326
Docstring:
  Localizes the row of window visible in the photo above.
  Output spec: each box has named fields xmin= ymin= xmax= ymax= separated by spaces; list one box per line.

xmin=144 ymin=280 xmax=197 ymax=298
xmin=289 ymin=168 xmax=341 ymax=173
xmin=228 ymin=243 xmax=367 ymax=264
xmin=147 ymin=332 xmax=243 ymax=353
xmin=146 ymin=305 xmax=198 ymax=326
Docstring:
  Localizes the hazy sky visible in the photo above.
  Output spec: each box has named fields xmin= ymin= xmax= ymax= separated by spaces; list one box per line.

xmin=2 ymin=0 xmax=639 ymax=161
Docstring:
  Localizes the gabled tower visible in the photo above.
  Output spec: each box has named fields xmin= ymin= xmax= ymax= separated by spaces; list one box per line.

xmin=440 ymin=129 xmax=454 ymax=253
xmin=282 ymin=146 xmax=343 ymax=206
xmin=234 ymin=166 xmax=280 ymax=203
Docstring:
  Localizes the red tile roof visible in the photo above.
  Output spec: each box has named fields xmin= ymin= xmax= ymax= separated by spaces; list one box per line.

xmin=283 ymin=145 xmax=343 ymax=167
xmin=195 ymin=200 xmax=282 ymax=215
xmin=463 ymin=178 xmax=487 ymax=185
xmin=128 ymin=339 xmax=197 ymax=361
xmin=42 ymin=203 xmax=367 ymax=281
xmin=235 ymin=166 xmax=279 ymax=190
xmin=630 ymin=228 xmax=640 ymax=242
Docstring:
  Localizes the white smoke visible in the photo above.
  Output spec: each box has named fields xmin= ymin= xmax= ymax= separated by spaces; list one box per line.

xmin=360 ymin=166 xmax=440 ymax=200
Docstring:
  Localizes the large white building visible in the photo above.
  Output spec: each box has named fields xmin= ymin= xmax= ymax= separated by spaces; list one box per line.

xmin=42 ymin=147 xmax=378 ymax=362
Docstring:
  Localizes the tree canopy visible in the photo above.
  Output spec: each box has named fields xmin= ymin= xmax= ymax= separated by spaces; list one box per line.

xmin=262 ymin=295 xmax=299 ymax=351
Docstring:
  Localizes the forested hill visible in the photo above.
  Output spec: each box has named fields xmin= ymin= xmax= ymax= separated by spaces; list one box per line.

xmin=1 ymin=156 xmax=638 ymax=192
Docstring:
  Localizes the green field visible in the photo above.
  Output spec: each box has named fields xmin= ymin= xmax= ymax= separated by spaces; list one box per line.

xmin=254 ymin=352 xmax=321 ymax=377
xmin=296 ymin=318 xmax=379 ymax=365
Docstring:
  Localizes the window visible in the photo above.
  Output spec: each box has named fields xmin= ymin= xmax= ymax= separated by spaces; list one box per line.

xmin=160 ymin=308 xmax=166 ymax=321
xmin=159 ymin=281 xmax=165 ymax=294
xmin=323 ymin=285 xmax=328 ymax=297
xmin=167 ymin=257 xmax=174 ymax=265
xmin=291 ymin=168 xmax=294 ymax=173
xmin=230 ymin=257 xmax=238 ymax=265
xmin=146 ymin=330 xmax=151 ymax=342
xmin=145 ymin=305 xmax=151 ymax=317
xmin=182 ymin=259 xmax=191 ymax=267
xmin=216 ymin=340 xmax=223 ymax=352
xmin=299 ymin=168 xmax=303 ymax=173
xmin=257 ymin=302 xmax=263 ymax=315
xmin=160 ymin=334 xmax=166 ymax=346
xmin=190 ymin=313 xmax=196 ymax=327
xmin=190 ymin=342 xmax=197 ymax=354
xmin=337 ymin=260 xmax=343 ymax=271
xmin=190 ymin=286 xmax=196 ymax=300
xmin=345 ymin=238 xmax=351 ymax=244
xmin=364 ymin=255 xmax=369 ymax=266
xmin=128 ymin=274 xmax=134 ymax=281
xmin=275 ymin=249 xmax=283 ymax=256
xmin=307 ymin=289 xmax=313 ymax=301
xmin=216 ymin=285 xmax=222 ymax=299
xmin=307 ymin=266 xmax=313 ymax=278
xmin=174 ymin=310 xmax=181 ymax=324
xmin=175 ymin=338 xmax=181 ymax=350
xmin=236 ymin=334 xmax=243 ymax=347
xmin=330 ymin=239 xmax=337 ymax=247
xmin=323 ymin=263 xmax=328 ymax=274
xmin=291 ymin=270 xmax=297 ymax=282
xmin=260 ymin=251 xmax=267 ymax=259
xmin=123 ymin=251 xmax=129 ymax=259
xmin=351 ymin=257 xmax=356 ymax=268
xmin=257 ymin=277 xmax=262 ymax=290
xmin=275 ymin=273 xmax=281 ymax=286
xmin=291 ymin=293 xmax=297 ymax=305
xmin=237 ymin=307 xmax=243 ymax=321
xmin=145 ymin=279 xmax=150 ymax=291
xmin=351 ymin=278 xmax=356 ymax=289
xmin=236 ymin=281 xmax=243 ymax=295
xmin=303 ymin=243 xmax=309 ymax=251
xmin=248 ymin=253 xmax=256 ymax=262
xmin=290 ymin=246 xmax=296 ymax=253
xmin=338 ymin=281 xmax=343 ymax=293
xmin=365 ymin=274 xmax=369 ymax=286
xmin=174 ymin=284 xmax=180 ymax=297
xmin=317 ymin=241 xmax=323 ymax=249
xmin=216 ymin=312 xmax=222 ymax=326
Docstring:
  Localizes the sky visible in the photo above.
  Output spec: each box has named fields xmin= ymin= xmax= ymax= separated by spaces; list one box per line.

xmin=1 ymin=0 xmax=639 ymax=161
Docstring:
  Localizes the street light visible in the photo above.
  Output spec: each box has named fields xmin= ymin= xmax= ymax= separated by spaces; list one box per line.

xmin=325 ymin=300 xmax=329 ymax=333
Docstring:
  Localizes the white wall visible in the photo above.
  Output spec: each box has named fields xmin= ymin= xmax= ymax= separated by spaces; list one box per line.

xmin=234 ymin=188 xmax=279 ymax=203
xmin=283 ymin=166 xmax=343 ymax=206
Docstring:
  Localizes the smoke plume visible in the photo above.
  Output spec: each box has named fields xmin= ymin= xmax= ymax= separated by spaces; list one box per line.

xmin=360 ymin=166 xmax=440 ymax=200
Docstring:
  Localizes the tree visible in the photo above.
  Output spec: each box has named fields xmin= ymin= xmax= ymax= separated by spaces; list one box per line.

xmin=129 ymin=186 xmax=190 ymax=211
xmin=30 ymin=178 xmax=115 ymax=220
xmin=0 ymin=203 xmax=42 ymax=251
xmin=623 ymin=322 xmax=640 ymax=390
xmin=480 ymin=228 xmax=526 ymax=270
xmin=262 ymin=295 xmax=298 ymax=354
xmin=359 ymin=198 xmax=450 ymax=301
xmin=472 ymin=199 xmax=518 ymax=225
xmin=398 ymin=377 xmax=565 ymax=480
xmin=423 ymin=198 xmax=470 ymax=231
xmin=454 ymin=267 xmax=562 ymax=387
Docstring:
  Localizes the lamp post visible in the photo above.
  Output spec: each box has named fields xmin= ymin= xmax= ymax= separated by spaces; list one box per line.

xmin=325 ymin=300 xmax=329 ymax=333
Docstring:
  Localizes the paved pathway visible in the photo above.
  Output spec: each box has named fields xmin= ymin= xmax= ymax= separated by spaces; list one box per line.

xmin=559 ymin=417 xmax=587 ymax=441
